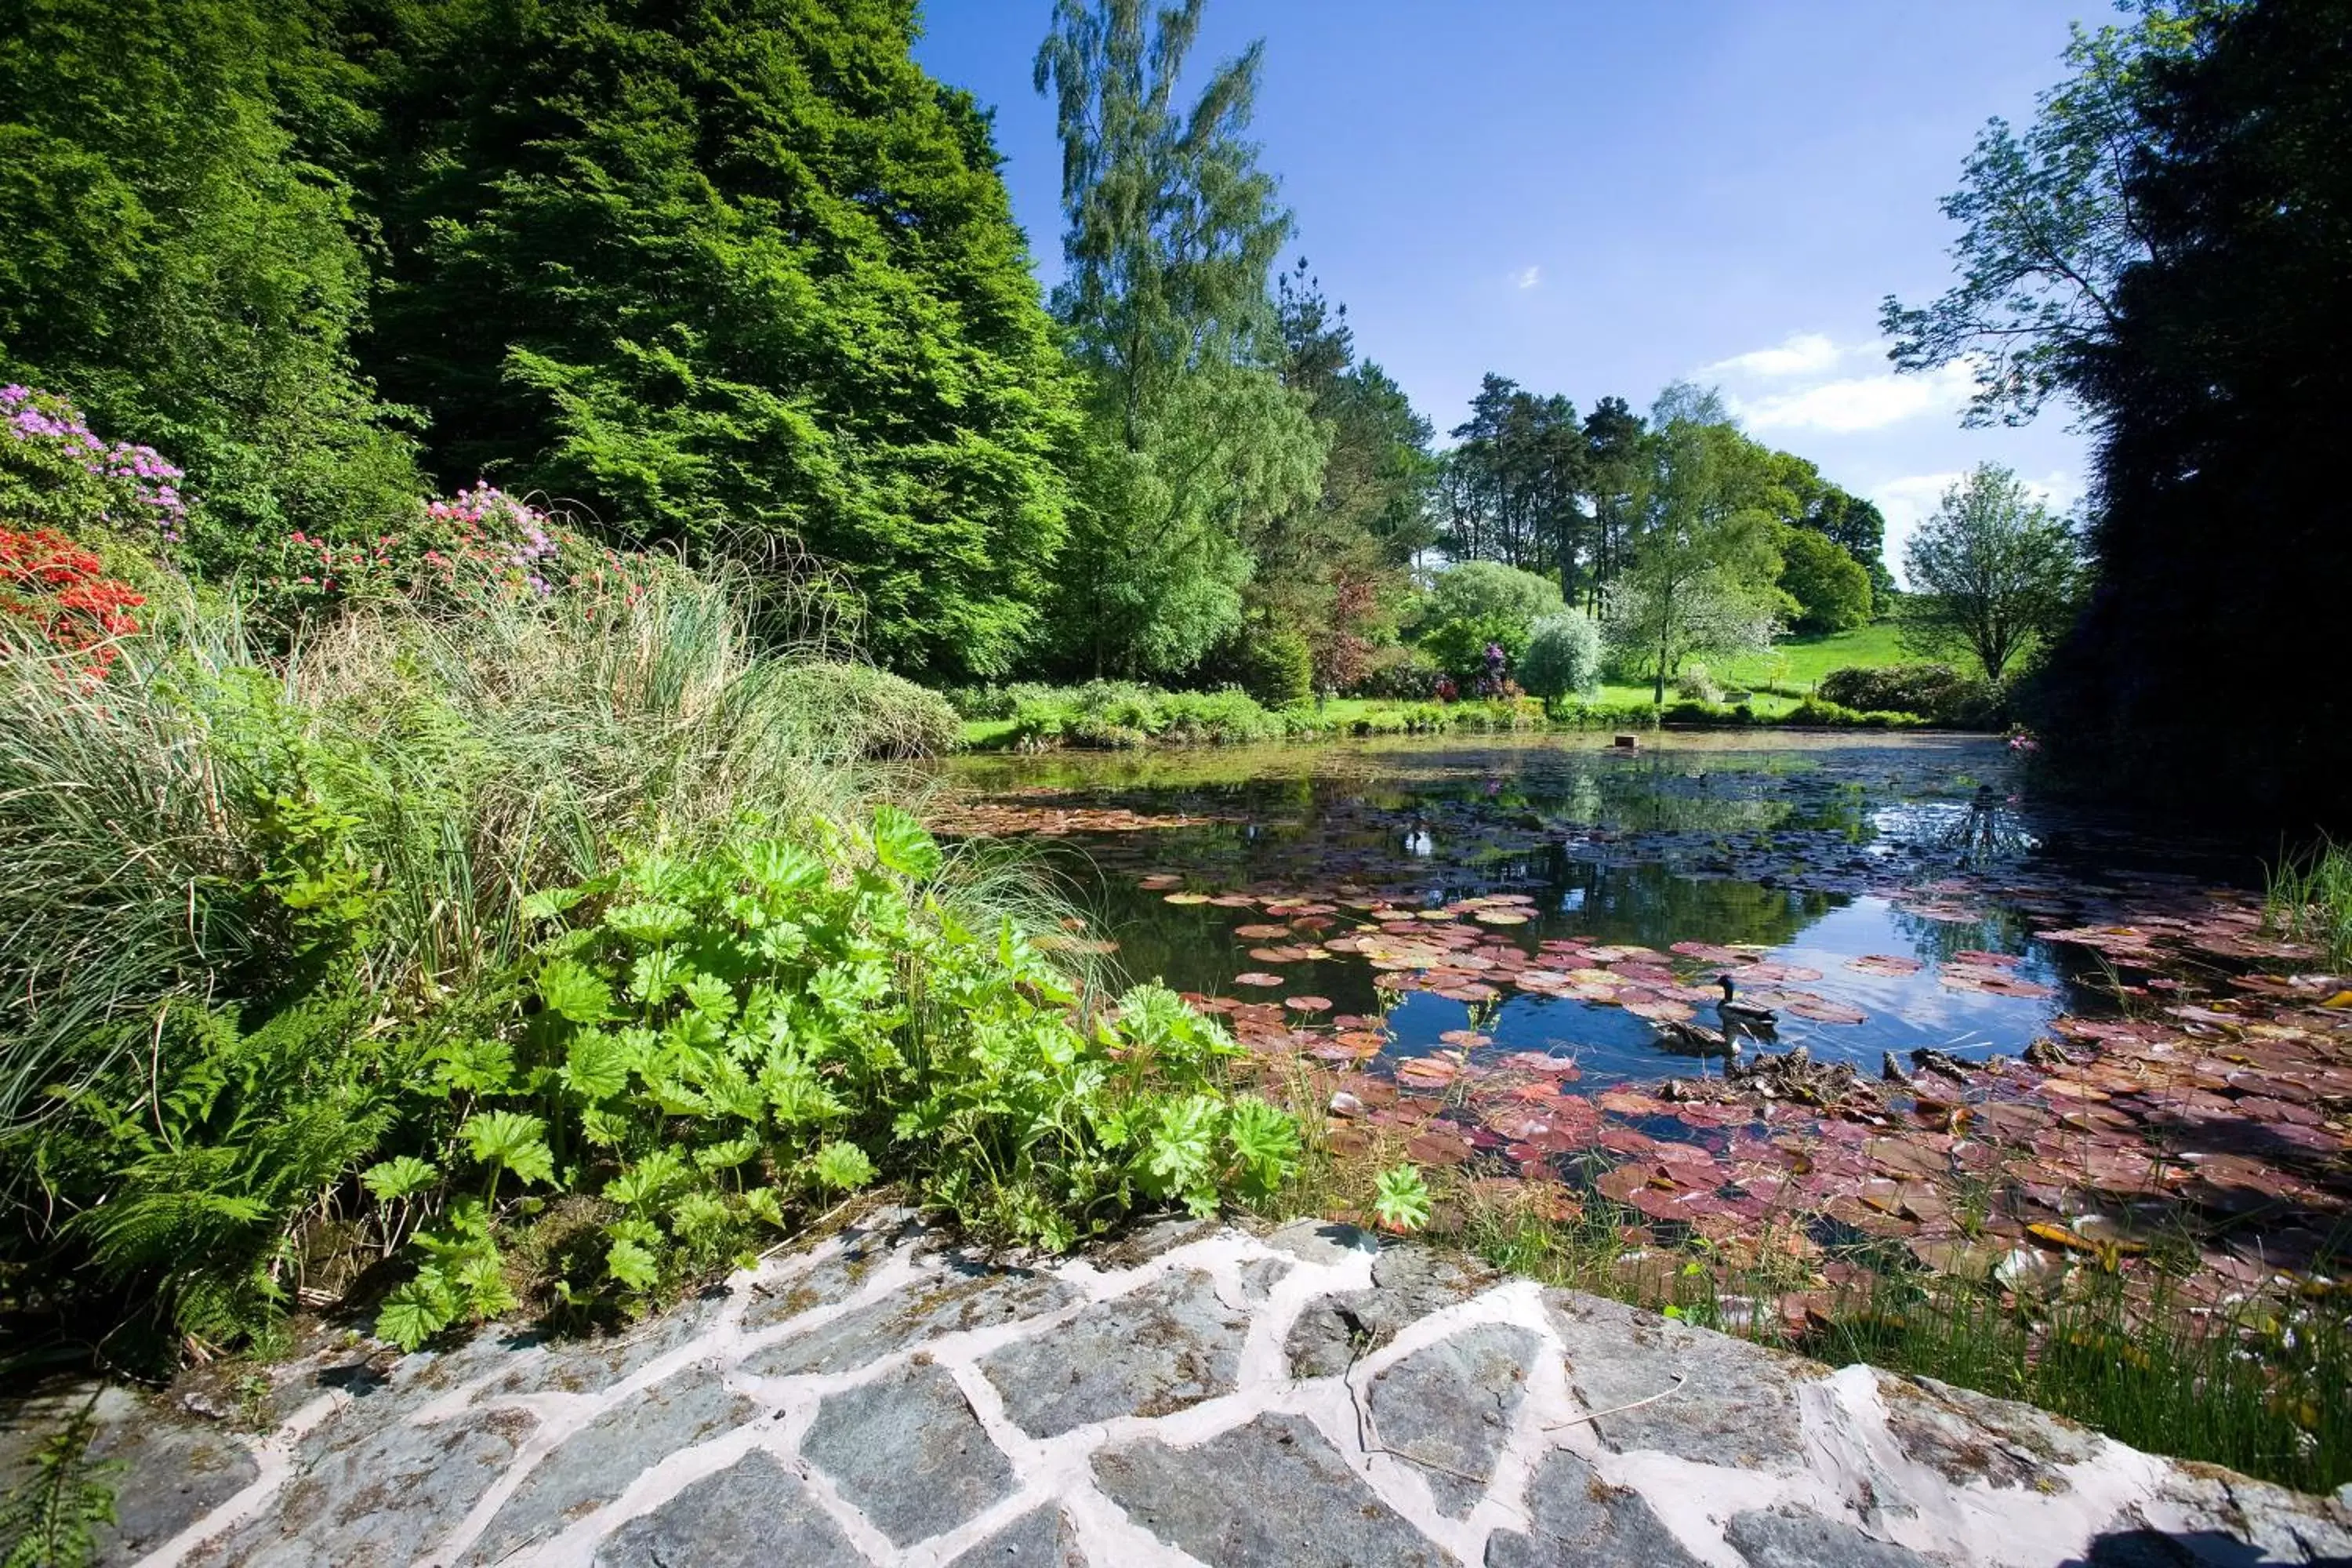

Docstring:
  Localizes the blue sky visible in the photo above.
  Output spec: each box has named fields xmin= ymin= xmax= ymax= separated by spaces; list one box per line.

xmin=912 ymin=2 xmax=2109 ymax=575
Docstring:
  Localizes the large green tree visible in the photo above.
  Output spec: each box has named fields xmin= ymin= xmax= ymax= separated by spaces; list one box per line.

xmin=1254 ymin=259 xmax=1431 ymax=688
xmin=1603 ymin=398 xmax=1784 ymax=702
xmin=0 ymin=0 xmax=416 ymax=551
xmin=1879 ymin=6 xmax=2216 ymax=424
xmin=2045 ymin=0 xmax=2352 ymax=822
xmin=350 ymin=0 xmax=1073 ymax=678
xmin=1900 ymin=464 xmax=2079 ymax=682
xmin=1033 ymin=0 xmax=1323 ymax=678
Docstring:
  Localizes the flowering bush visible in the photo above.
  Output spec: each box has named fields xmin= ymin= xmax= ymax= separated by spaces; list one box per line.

xmin=0 ymin=527 xmax=146 ymax=682
xmin=258 ymin=482 xmax=666 ymax=620
xmin=0 ymin=385 xmax=191 ymax=549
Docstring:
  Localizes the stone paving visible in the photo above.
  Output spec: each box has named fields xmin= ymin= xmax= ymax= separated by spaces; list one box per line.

xmin=10 ymin=1212 xmax=2351 ymax=1566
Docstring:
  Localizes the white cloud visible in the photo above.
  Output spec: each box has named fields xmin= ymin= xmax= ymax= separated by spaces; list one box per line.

xmin=1512 ymin=265 xmax=1541 ymax=291
xmin=1699 ymin=332 xmax=1844 ymax=380
xmin=1733 ymin=359 xmax=1977 ymax=435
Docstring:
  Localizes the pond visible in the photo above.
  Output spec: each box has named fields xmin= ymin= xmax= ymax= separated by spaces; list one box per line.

xmin=942 ymin=732 xmax=2180 ymax=1088
xmin=927 ymin=730 xmax=2348 ymax=1317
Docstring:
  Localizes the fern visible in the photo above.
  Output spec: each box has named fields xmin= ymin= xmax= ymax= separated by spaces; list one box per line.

xmin=0 ymin=1398 xmax=122 ymax=1568
xmin=64 ymin=986 xmax=394 ymax=1347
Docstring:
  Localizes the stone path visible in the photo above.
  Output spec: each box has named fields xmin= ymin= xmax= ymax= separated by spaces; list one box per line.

xmin=13 ymin=1214 xmax=2350 ymax=1566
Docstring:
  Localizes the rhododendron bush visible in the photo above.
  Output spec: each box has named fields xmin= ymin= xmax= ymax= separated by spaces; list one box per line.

xmin=0 ymin=527 xmax=144 ymax=682
xmin=256 ymin=481 xmax=670 ymax=620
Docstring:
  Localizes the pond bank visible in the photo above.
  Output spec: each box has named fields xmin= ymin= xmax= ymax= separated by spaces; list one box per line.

xmin=18 ymin=1213 xmax=2350 ymax=1566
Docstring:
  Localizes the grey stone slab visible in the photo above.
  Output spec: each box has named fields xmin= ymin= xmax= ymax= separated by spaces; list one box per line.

xmin=1540 ymin=1288 xmax=1815 ymax=1474
xmin=942 ymin=1503 xmax=1087 ymax=1566
xmin=1093 ymin=1411 xmax=1446 ymax=1568
xmin=1086 ymin=1215 xmax=1218 ymax=1269
xmin=196 ymin=1406 xmax=534 ymax=1568
xmin=463 ymin=1374 xmax=757 ymax=1563
xmin=745 ymin=1263 xmax=1076 ymax=1378
xmin=480 ymin=1287 xmax=736 ymax=1399
xmin=1724 ymin=1507 xmax=1932 ymax=1568
xmin=980 ymin=1269 xmax=1247 ymax=1439
xmin=1286 ymin=1247 xmax=1496 ymax=1379
xmin=592 ymin=1450 xmax=863 ymax=1566
xmin=1263 ymin=1218 xmax=1380 ymax=1268
xmin=742 ymin=1212 xmax=928 ymax=1332
xmin=92 ymin=1415 xmax=260 ymax=1565
xmin=1876 ymin=1371 xmax=2096 ymax=1493
xmin=1483 ymin=1448 xmax=1703 ymax=1567
xmin=801 ymin=1362 xmax=1014 ymax=1548
xmin=1368 ymin=1324 xmax=1540 ymax=1517
xmin=2117 ymin=1468 xmax=2352 ymax=1566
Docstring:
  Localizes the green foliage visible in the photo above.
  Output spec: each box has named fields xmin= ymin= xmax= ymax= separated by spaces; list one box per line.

xmin=1007 ymin=681 xmax=1283 ymax=749
xmin=1371 ymin=1163 xmax=1430 ymax=1233
xmin=1207 ymin=622 xmax=1314 ymax=707
xmin=2037 ymin=0 xmax=2352 ymax=826
xmin=1424 ymin=561 xmax=1564 ymax=633
xmin=1602 ymin=409 xmax=1785 ymax=703
xmin=0 ymin=1397 xmax=122 ymax=1568
xmin=0 ymin=0 xmax=417 ymax=555
xmin=1900 ymin=465 xmax=2081 ymax=681
xmin=1880 ymin=5 xmax=2216 ymax=423
xmin=1035 ymin=1 xmax=1327 ymax=679
xmin=2266 ymin=837 xmax=2352 ymax=969
xmin=1817 ymin=663 xmax=2001 ymax=728
xmin=1775 ymin=526 xmax=1873 ymax=633
xmin=1515 ymin=613 xmax=1602 ymax=707
xmin=49 ymin=989 xmax=393 ymax=1351
xmin=354 ymin=0 xmax=1073 ymax=681
xmin=769 ymin=665 xmax=961 ymax=760
xmin=4 ymin=561 xmax=1297 ymax=1361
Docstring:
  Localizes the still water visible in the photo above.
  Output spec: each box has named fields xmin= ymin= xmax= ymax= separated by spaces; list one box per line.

xmin=938 ymin=732 xmax=2224 ymax=1092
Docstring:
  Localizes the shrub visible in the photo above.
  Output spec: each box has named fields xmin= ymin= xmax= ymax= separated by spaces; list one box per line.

xmin=251 ymin=483 xmax=671 ymax=626
xmin=771 ymin=663 xmax=960 ymax=758
xmin=1348 ymin=642 xmax=1442 ymax=699
xmin=0 ymin=528 xmax=145 ymax=684
xmin=1517 ymin=612 xmax=1602 ymax=708
xmin=1818 ymin=662 xmax=2001 ymax=727
xmin=2 ymin=572 xmax=1296 ymax=1363
xmin=1674 ymin=663 xmax=1725 ymax=705
xmin=1007 ymin=681 xmax=1280 ymax=749
xmin=1 ymin=387 xmax=193 ymax=548
xmin=1208 ymin=622 xmax=1313 ymax=707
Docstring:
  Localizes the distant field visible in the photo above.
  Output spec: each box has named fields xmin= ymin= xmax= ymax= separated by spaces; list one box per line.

xmin=1719 ymin=622 xmax=1907 ymax=693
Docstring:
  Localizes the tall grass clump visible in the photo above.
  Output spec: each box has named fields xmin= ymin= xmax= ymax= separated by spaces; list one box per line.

xmin=2265 ymin=835 xmax=2352 ymax=968
xmin=0 ymin=561 xmax=1298 ymax=1370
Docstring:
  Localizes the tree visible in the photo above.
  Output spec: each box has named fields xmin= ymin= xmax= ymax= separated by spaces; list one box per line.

xmin=1254 ymin=259 xmax=1431 ymax=689
xmin=1518 ymin=612 xmax=1602 ymax=711
xmin=1900 ymin=464 xmax=2078 ymax=681
xmin=1033 ymin=0 xmax=1323 ymax=677
xmin=1878 ymin=6 xmax=2218 ymax=424
xmin=1439 ymin=375 xmax=1589 ymax=596
xmin=1776 ymin=526 xmax=1873 ymax=633
xmin=0 ymin=0 xmax=416 ymax=553
xmin=1417 ymin=561 xmax=1563 ymax=683
xmin=1602 ymin=404 xmax=1784 ymax=703
xmin=2042 ymin=0 xmax=2352 ymax=823
xmin=351 ymin=0 xmax=1073 ymax=679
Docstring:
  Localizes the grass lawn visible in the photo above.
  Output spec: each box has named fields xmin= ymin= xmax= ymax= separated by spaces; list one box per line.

xmin=1719 ymin=622 xmax=1907 ymax=694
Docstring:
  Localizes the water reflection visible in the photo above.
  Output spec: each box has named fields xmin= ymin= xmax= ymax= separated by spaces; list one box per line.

xmin=938 ymin=732 xmax=2230 ymax=1091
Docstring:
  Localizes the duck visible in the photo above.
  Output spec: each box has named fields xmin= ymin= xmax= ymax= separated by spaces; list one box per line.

xmin=1654 ymin=1016 xmax=1737 ymax=1057
xmin=1715 ymin=975 xmax=1779 ymax=1033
